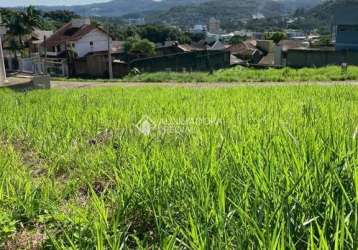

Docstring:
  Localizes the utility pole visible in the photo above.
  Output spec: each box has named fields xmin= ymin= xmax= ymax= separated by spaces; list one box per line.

xmin=0 ymin=15 xmax=7 ymax=85
xmin=43 ymin=35 xmax=47 ymax=75
xmin=107 ymin=24 xmax=113 ymax=80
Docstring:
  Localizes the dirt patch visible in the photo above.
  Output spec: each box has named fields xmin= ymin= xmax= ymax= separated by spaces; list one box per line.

xmin=125 ymin=209 xmax=158 ymax=247
xmin=11 ymin=138 xmax=48 ymax=178
xmin=88 ymin=129 xmax=114 ymax=146
xmin=0 ymin=137 xmax=48 ymax=178
xmin=4 ymin=228 xmax=47 ymax=250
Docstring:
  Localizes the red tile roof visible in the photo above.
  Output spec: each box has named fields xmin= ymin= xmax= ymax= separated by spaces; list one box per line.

xmin=226 ymin=40 xmax=259 ymax=59
xmin=44 ymin=22 xmax=104 ymax=49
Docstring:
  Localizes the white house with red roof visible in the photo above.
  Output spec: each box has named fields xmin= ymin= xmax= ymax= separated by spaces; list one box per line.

xmin=44 ymin=18 xmax=112 ymax=58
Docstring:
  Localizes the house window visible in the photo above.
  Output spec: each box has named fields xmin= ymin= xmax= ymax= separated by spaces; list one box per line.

xmin=90 ymin=41 xmax=94 ymax=47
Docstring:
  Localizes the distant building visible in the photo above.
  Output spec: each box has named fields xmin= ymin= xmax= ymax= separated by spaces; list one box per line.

xmin=127 ymin=18 xmax=145 ymax=26
xmin=334 ymin=4 xmax=358 ymax=51
xmin=208 ymin=17 xmax=221 ymax=34
xmin=27 ymin=29 xmax=53 ymax=56
xmin=44 ymin=18 xmax=112 ymax=58
xmin=226 ymin=40 xmax=263 ymax=64
xmin=234 ymin=30 xmax=254 ymax=38
xmin=2 ymin=28 xmax=53 ymax=72
xmin=191 ymin=24 xmax=207 ymax=34
xmin=286 ymin=29 xmax=305 ymax=39
xmin=208 ymin=40 xmax=226 ymax=51
xmin=252 ymin=13 xmax=265 ymax=20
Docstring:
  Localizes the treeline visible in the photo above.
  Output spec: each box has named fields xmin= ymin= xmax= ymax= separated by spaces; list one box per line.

xmin=0 ymin=7 xmax=80 ymax=56
xmin=1 ymin=7 xmax=197 ymax=44
xmin=0 ymin=6 xmax=201 ymax=59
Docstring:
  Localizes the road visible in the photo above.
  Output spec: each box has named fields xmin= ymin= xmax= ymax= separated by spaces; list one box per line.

xmin=4 ymin=77 xmax=358 ymax=90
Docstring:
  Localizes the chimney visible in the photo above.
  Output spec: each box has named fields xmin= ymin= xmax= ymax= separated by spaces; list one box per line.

xmin=71 ymin=18 xmax=91 ymax=28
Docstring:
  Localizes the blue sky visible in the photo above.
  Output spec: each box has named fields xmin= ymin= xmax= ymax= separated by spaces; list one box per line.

xmin=0 ymin=0 xmax=109 ymax=7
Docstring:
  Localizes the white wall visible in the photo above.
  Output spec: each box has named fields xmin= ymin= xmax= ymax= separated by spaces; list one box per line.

xmin=74 ymin=29 xmax=111 ymax=58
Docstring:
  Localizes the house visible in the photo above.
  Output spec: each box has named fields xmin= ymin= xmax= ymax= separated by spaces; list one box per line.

xmin=191 ymin=25 xmax=207 ymax=34
xmin=286 ymin=29 xmax=305 ymax=39
xmin=234 ymin=30 xmax=254 ymax=38
xmin=155 ymin=41 xmax=185 ymax=56
xmin=27 ymin=29 xmax=53 ymax=56
xmin=208 ymin=40 xmax=227 ymax=51
xmin=44 ymin=18 xmax=112 ymax=58
xmin=208 ymin=17 xmax=221 ymax=34
xmin=226 ymin=40 xmax=263 ymax=64
xmin=2 ymin=29 xmax=52 ymax=72
xmin=334 ymin=4 xmax=358 ymax=51
xmin=256 ymin=40 xmax=283 ymax=67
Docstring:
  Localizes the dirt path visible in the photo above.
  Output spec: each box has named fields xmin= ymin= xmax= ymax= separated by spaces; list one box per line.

xmin=51 ymin=80 xmax=358 ymax=89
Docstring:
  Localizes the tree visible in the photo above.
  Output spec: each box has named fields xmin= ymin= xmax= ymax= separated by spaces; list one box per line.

xmin=229 ymin=35 xmax=246 ymax=45
xmin=4 ymin=6 xmax=43 ymax=46
xmin=23 ymin=6 xmax=43 ymax=31
xmin=6 ymin=13 xmax=27 ymax=48
xmin=315 ymin=36 xmax=331 ymax=46
xmin=293 ymin=8 xmax=305 ymax=17
xmin=124 ymin=37 xmax=156 ymax=57
xmin=138 ymin=25 xmax=170 ymax=43
xmin=264 ymin=32 xmax=287 ymax=44
xmin=136 ymin=24 xmax=191 ymax=44
xmin=43 ymin=10 xmax=79 ymax=24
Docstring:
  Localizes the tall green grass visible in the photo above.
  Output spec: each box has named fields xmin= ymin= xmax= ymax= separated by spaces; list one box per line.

xmin=0 ymin=86 xmax=357 ymax=249
xmin=122 ymin=66 xmax=358 ymax=83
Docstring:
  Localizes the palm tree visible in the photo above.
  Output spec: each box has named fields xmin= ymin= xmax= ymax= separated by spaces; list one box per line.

xmin=6 ymin=13 xmax=27 ymax=47
xmin=23 ymin=6 xmax=43 ymax=33
xmin=3 ymin=6 xmax=43 ymax=57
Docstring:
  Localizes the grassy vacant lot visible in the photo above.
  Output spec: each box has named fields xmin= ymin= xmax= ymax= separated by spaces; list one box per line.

xmin=122 ymin=66 xmax=358 ymax=83
xmin=54 ymin=66 xmax=358 ymax=84
xmin=0 ymin=86 xmax=357 ymax=249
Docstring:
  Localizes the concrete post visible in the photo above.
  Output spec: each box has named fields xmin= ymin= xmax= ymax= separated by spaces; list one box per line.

xmin=0 ymin=16 xmax=7 ymax=85
xmin=107 ymin=24 xmax=113 ymax=80
xmin=0 ymin=37 xmax=7 ymax=85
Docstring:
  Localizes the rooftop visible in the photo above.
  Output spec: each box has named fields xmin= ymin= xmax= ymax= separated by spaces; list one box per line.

xmin=44 ymin=20 xmax=109 ymax=49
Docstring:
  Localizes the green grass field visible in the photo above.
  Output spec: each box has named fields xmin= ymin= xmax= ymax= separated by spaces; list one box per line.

xmin=0 ymin=86 xmax=357 ymax=249
xmin=54 ymin=66 xmax=358 ymax=83
xmin=122 ymin=66 xmax=358 ymax=83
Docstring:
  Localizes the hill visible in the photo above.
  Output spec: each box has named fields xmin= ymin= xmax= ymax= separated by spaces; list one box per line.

xmin=307 ymin=0 xmax=358 ymax=23
xmin=141 ymin=0 xmax=290 ymax=30
xmin=285 ymin=0 xmax=358 ymax=32
xmin=123 ymin=0 xmax=323 ymax=30
xmin=39 ymin=0 xmax=210 ymax=17
xmin=38 ymin=0 xmax=323 ymax=18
